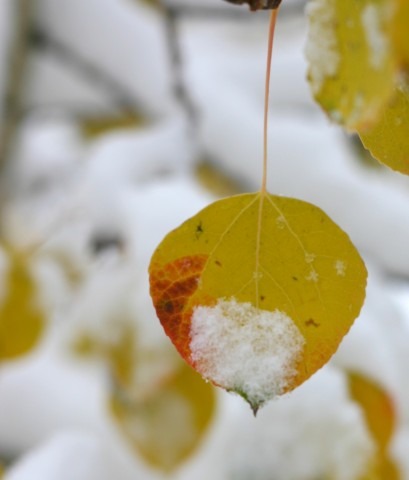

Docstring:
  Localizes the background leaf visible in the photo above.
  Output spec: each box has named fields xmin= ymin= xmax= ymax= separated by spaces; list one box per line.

xmin=358 ymin=76 xmax=409 ymax=174
xmin=348 ymin=372 xmax=400 ymax=480
xmin=75 ymin=316 xmax=216 ymax=473
xmin=80 ymin=113 xmax=146 ymax=140
xmin=393 ymin=0 xmax=409 ymax=67
xmin=306 ymin=0 xmax=397 ymax=130
xmin=0 ymin=251 xmax=45 ymax=362
xmin=111 ymin=359 xmax=215 ymax=472
xmin=149 ymin=193 xmax=367 ymax=412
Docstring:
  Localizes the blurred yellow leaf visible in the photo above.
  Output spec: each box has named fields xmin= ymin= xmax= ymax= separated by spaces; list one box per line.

xmin=111 ymin=359 xmax=216 ymax=472
xmin=348 ymin=372 xmax=395 ymax=451
xmin=348 ymin=372 xmax=400 ymax=480
xmin=73 ymin=321 xmax=135 ymax=387
xmin=74 ymin=318 xmax=216 ymax=472
xmin=138 ymin=0 xmax=162 ymax=9
xmin=149 ymin=192 xmax=367 ymax=412
xmin=108 ymin=323 xmax=136 ymax=389
xmin=73 ymin=333 xmax=102 ymax=357
xmin=393 ymin=0 xmax=409 ymax=66
xmin=0 ymin=251 xmax=44 ymax=361
xmin=195 ymin=160 xmax=243 ymax=198
xmin=50 ymin=251 xmax=85 ymax=287
xmin=306 ymin=0 xmax=397 ymax=130
xmin=81 ymin=113 xmax=146 ymax=140
xmin=377 ymin=457 xmax=401 ymax=480
xmin=358 ymin=76 xmax=409 ymax=174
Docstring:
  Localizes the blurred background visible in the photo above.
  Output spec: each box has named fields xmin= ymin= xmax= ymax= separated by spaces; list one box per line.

xmin=0 ymin=0 xmax=409 ymax=478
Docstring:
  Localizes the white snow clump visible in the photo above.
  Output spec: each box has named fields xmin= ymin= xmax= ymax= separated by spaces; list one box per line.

xmin=189 ymin=298 xmax=305 ymax=408
xmin=361 ymin=4 xmax=389 ymax=70
xmin=305 ymin=0 xmax=340 ymax=95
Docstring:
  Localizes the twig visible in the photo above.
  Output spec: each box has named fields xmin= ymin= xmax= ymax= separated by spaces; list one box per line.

xmin=0 ymin=0 xmax=34 ymax=173
xmin=223 ymin=0 xmax=282 ymax=10
xmin=162 ymin=5 xmax=197 ymax=132
xmin=25 ymin=3 xmax=302 ymax=118
xmin=168 ymin=2 xmax=303 ymax=20
xmin=29 ymin=28 xmax=146 ymax=117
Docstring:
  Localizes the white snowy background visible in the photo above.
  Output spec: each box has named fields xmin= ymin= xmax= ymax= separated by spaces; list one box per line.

xmin=0 ymin=0 xmax=409 ymax=479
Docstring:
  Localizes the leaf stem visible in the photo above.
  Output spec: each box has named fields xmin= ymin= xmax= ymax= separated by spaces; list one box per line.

xmin=255 ymin=8 xmax=279 ymax=307
xmin=261 ymin=8 xmax=279 ymax=194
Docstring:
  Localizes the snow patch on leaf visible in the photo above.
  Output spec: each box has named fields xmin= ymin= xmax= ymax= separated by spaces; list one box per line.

xmin=305 ymin=0 xmax=339 ymax=95
xmin=189 ymin=298 xmax=305 ymax=410
xmin=362 ymin=5 xmax=389 ymax=70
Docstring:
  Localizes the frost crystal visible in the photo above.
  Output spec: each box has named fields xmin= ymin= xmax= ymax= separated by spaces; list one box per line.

xmin=189 ymin=299 xmax=305 ymax=408
xmin=335 ymin=260 xmax=346 ymax=277
xmin=276 ymin=215 xmax=285 ymax=229
xmin=305 ymin=0 xmax=339 ymax=95
xmin=305 ymin=252 xmax=316 ymax=264
xmin=306 ymin=270 xmax=319 ymax=283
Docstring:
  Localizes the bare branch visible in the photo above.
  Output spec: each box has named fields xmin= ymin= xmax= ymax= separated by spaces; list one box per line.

xmin=162 ymin=6 xmax=197 ymax=129
xmin=29 ymin=28 xmax=146 ymax=117
xmin=0 ymin=0 xmax=34 ymax=171
xmin=223 ymin=0 xmax=282 ymax=11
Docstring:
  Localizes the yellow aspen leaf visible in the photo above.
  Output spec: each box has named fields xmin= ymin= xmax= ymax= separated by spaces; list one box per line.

xmin=359 ymin=462 xmax=399 ymax=480
xmin=348 ymin=372 xmax=395 ymax=452
xmin=73 ymin=322 xmax=136 ymax=388
xmin=107 ymin=323 xmax=136 ymax=389
xmin=111 ymin=360 xmax=215 ymax=472
xmin=306 ymin=0 xmax=397 ymax=130
xmin=72 ymin=333 xmax=103 ymax=358
xmin=80 ymin=113 xmax=146 ymax=140
xmin=393 ymin=0 xmax=409 ymax=67
xmin=99 ymin=321 xmax=216 ymax=472
xmin=377 ymin=457 xmax=401 ymax=480
xmin=195 ymin=160 xmax=243 ymax=198
xmin=73 ymin=317 xmax=216 ymax=471
xmin=149 ymin=193 xmax=367 ymax=412
xmin=348 ymin=372 xmax=400 ymax=480
xmin=0 ymin=251 xmax=44 ymax=362
xmin=358 ymin=76 xmax=409 ymax=174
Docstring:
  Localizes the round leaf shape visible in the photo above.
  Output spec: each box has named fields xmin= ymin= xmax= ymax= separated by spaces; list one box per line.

xmin=359 ymin=77 xmax=409 ymax=174
xmin=111 ymin=360 xmax=215 ymax=472
xmin=149 ymin=193 xmax=367 ymax=412
xmin=306 ymin=0 xmax=397 ymax=130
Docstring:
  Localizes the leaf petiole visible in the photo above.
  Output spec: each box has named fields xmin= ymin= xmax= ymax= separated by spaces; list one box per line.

xmin=261 ymin=7 xmax=280 ymax=193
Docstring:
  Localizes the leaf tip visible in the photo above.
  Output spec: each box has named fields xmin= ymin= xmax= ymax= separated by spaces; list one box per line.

xmin=251 ymin=402 xmax=261 ymax=417
xmin=232 ymin=387 xmax=263 ymax=416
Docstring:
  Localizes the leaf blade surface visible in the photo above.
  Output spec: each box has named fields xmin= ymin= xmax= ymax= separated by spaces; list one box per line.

xmin=150 ymin=193 xmax=367 ymax=410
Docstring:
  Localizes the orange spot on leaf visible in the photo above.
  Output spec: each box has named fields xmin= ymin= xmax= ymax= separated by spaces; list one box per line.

xmin=150 ymin=255 xmax=208 ymax=360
